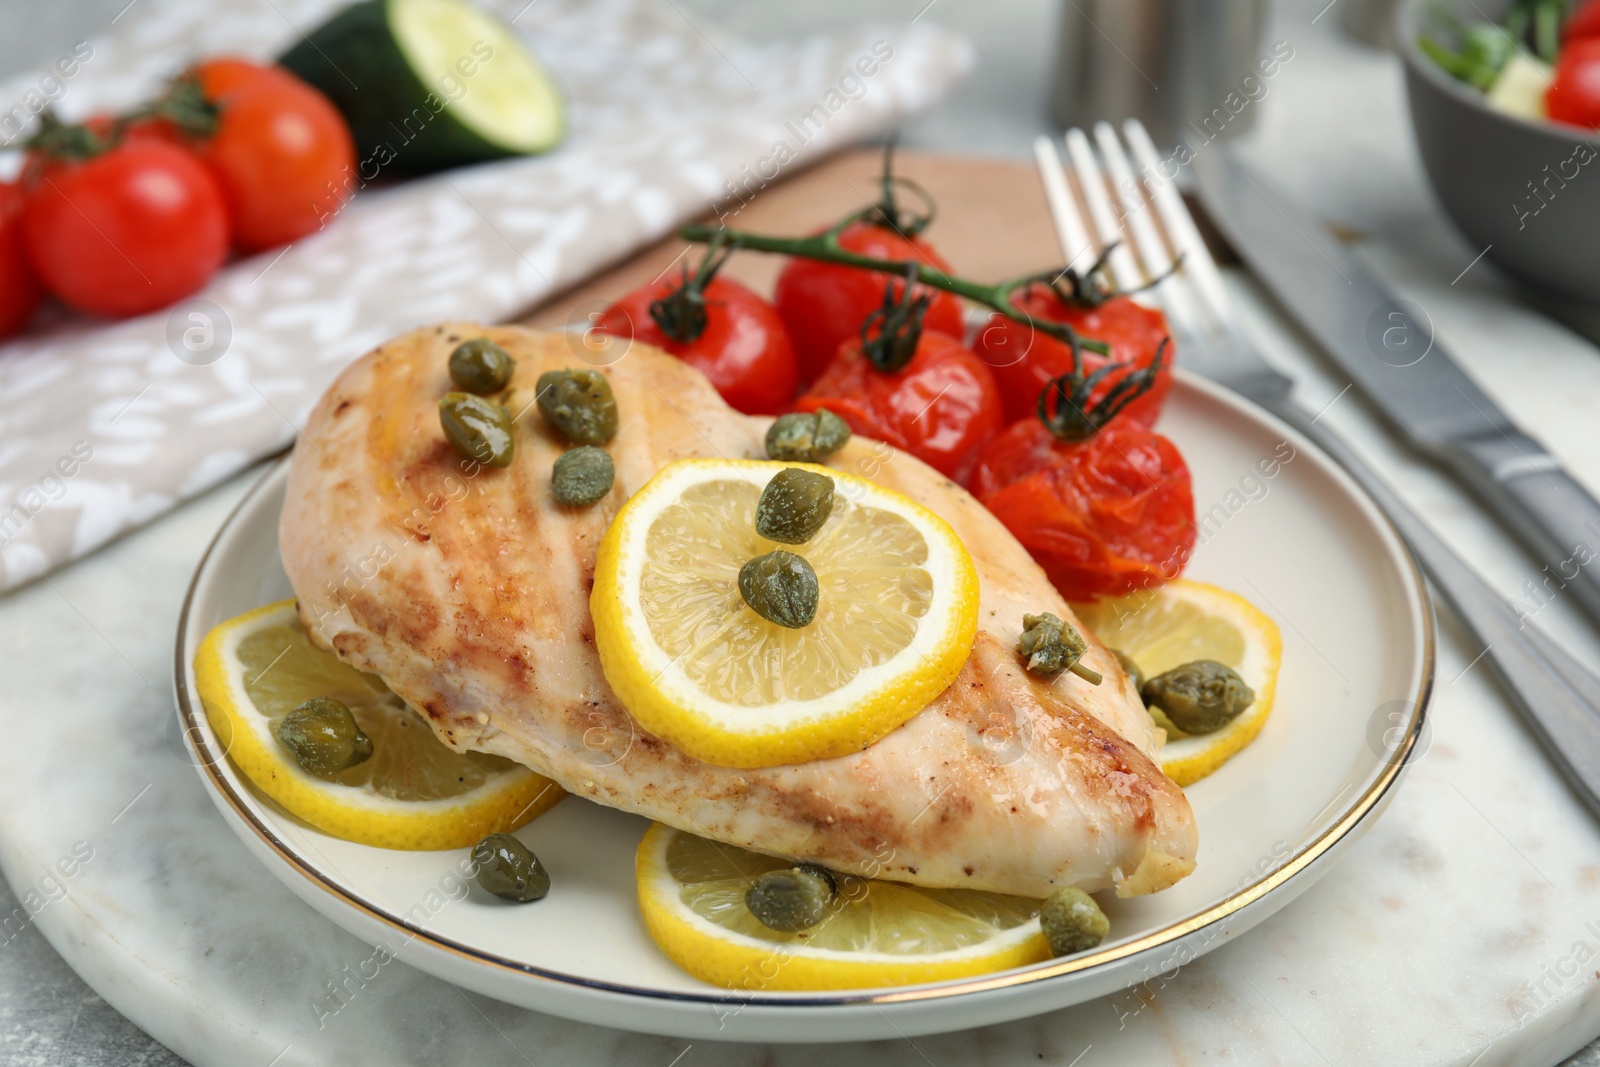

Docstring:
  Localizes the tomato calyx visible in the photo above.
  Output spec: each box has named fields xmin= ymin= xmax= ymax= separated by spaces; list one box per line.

xmin=859 ymin=265 xmax=931 ymax=373
xmin=857 ymin=139 xmax=937 ymax=239
xmin=1033 ymin=241 xmax=1182 ymax=312
xmin=140 ymin=75 xmax=222 ymax=140
xmin=1038 ymin=335 xmax=1170 ymax=442
xmin=649 ymin=234 xmax=735 ymax=344
xmin=24 ymin=109 xmax=115 ymax=164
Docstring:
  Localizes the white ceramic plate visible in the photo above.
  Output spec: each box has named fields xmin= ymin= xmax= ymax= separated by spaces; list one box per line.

xmin=172 ymin=370 xmax=1433 ymax=1043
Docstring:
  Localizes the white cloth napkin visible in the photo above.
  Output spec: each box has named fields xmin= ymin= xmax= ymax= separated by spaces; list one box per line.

xmin=0 ymin=0 xmax=971 ymax=592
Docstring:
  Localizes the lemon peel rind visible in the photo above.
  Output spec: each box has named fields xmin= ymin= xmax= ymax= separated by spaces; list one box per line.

xmin=193 ymin=599 xmax=563 ymax=850
xmin=634 ymin=824 xmax=1049 ymax=991
xmin=593 ymin=459 xmax=979 ymax=770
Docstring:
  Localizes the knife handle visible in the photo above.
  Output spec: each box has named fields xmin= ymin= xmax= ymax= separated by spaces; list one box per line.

xmin=1437 ymin=430 xmax=1600 ymax=629
xmin=1259 ymin=395 xmax=1600 ymax=818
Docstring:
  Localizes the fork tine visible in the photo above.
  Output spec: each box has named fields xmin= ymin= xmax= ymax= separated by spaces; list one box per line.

xmin=1091 ymin=122 xmax=1207 ymax=335
xmin=1122 ymin=120 xmax=1234 ymax=325
xmin=1031 ymin=136 xmax=1097 ymax=274
xmin=1063 ymin=128 xmax=1142 ymax=289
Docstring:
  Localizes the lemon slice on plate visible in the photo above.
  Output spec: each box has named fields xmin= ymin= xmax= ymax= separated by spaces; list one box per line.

xmin=636 ymin=823 xmax=1050 ymax=990
xmin=592 ymin=459 xmax=979 ymax=769
xmin=1075 ymin=580 xmax=1282 ymax=786
xmin=193 ymin=600 xmax=562 ymax=849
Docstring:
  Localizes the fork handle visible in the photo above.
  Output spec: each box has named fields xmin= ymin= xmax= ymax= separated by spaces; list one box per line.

xmin=1257 ymin=393 xmax=1600 ymax=817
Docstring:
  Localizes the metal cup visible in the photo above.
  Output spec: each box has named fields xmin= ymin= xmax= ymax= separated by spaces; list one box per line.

xmin=1049 ymin=0 xmax=1270 ymax=148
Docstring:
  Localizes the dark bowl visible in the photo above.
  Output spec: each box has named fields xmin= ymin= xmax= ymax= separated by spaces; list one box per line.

xmin=1399 ymin=0 xmax=1600 ymax=304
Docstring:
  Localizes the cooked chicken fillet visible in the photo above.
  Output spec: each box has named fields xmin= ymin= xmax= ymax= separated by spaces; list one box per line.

xmin=280 ymin=324 xmax=1197 ymax=897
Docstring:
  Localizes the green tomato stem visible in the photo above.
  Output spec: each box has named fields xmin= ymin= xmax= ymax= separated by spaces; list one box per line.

xmin=677 ymin=221 xmax=1113 ymax=357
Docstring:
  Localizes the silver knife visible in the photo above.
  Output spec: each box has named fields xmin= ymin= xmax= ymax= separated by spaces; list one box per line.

xmin=1192 ymin=148 xmax=1600 ymax=630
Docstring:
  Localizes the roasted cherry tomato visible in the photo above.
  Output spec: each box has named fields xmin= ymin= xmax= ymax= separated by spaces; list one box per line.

xmin=598 ymin=269 xmax=798 ymax=415
xmin=1547 ymin=37 xmax=1600 ymax=128
xmin=0 ymin=181 xmax=44 ymax=338
xmin=775 ymin=219 xmax=966 ymax=384
xmin=23 ymin=138 xmax=229 ymax=318
xmin=795 ymin=328 xmax=1003 ymax=484
xmin=972 ymin=418 xmax=1196 ymax=601
xmin=973 ymin=284 xmax=1174 ymax=428
xmin=145 ymin=58 xmax=355 ymax=251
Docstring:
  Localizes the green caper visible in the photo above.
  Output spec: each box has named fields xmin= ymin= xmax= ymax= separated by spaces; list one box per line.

xmin=439 ymin=392 xmax=514 ymax=467
xmin=1112 ymin=649 xmax=1145 ymax=694
xmin=551 ymin=446 xmax=614 ymax=507
xmin=755 ymin=468 xmax=834 ymax=544
xmin=275 ymin=697 xmax=372 ymax=779
xmin=765 ymin=409 xmax=851 ymax=463
xmin=448 ymin=337 xmax=515 ymax=395
xmin=536 ymin=369 xmax=618 ymax=446
xmin=471 ymin=833 xmax=550 ymax=903
xmin=745 ymin=865 xmax=837 ymax=932
xmin=738 ymin=550 xmax=819 ymax=628
xmin=1040 ymin=886 xmax=1109 ymax=956
xmin=1142 ymin=660 xmax=1255 ymax=734
xmin=1017 ymin=613 xmax=1102 ymax=684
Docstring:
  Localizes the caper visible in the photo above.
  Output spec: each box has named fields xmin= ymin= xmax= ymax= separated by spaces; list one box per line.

xmin=1142 ymin=659 xmax=1254 ymax=734
xmin=1017 ymin=613 xmax=1102 ymax=684
xmin=739 ymin=550 xmax=819 ymax=628
xmin=765 ymin=409 xmax=851 ymax=463
xmin=755 ymin=468 xmax=834 ymax=544
xmin=745 ymin=865 xmax=837 ymax=932
xmin=1040 ymin=886 xmax=1109 ymax=956
xmin=1112 ymin=648 xmax=1145 ymax=694
xmin=536 ymin=369 xmax=618 ymax=446
xmin=471 ymin=833 xmax=550 ymax=903
xmin=439 ymin=392 xmax=514 ymax=467
xmin=275 ymin=697 xmax=372 ymax=779
xmin=448 ymin=337 xmax=515 ymax=395
xmin=551 ymin=446 xmax=614 ymax=507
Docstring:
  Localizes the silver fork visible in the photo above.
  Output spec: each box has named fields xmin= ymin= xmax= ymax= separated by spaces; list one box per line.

xmin=1037 ymin=122 xmax=1600 ymax=817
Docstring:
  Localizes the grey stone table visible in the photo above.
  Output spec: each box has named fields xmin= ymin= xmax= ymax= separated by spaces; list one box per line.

xmin=2 ymin=0 xmax=1598 ymax=1063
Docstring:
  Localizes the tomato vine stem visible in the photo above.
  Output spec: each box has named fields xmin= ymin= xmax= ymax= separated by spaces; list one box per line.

xmin=677 ymin=218 xmax=1114 ymax=357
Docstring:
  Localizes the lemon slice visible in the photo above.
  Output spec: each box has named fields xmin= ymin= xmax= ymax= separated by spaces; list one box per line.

xmin=193 ymin=600 xmax=562 ymax=849
xmin=592 ymin=459 xmax=979 ymax=769
xmin=1075 ymin=580 xmax=1282 ymax=786
xmin=636 ymin=824 xmax=1049 ymax=990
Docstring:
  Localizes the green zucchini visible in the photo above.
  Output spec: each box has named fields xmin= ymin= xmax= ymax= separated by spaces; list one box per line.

xmin=278 ymin=0 xmax=564 ymax=174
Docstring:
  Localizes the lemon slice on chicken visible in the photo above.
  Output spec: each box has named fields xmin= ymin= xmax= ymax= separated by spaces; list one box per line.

xmin=592 ymin=459 xmax=979 ymax=769
xmin=636 ymin=824 xmax=1050 ymax=990
xmin=1075 ymin=580 xmax=1282 ymax=786
xmin=193 ymin=600 xmax=562 ymax=849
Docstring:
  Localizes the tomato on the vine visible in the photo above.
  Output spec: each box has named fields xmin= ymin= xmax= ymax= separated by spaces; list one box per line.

xmin=23 ymin=131 xmax=229 ymax=318
xmin=794 ymin=278 xmax=1002 ymax=485
xmin=597 ymin=249 xmax=797 ymax=415
xmin=973 ymin=283 xmax=1174 ymax=428
xmin=150 ymin=57 xmax=356 ymax=251
xmin=972 ymin=418 xmax=1196 ymax=601
xmin=0 ymin=182 xmax=44 ymax=338
xmin=776 ymin=220 xmax=966 ymax=384
xmin=1547 ymin=37 xmax=1600 ymax=128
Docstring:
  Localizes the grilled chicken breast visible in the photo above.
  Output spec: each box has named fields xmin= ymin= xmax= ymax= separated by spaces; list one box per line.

xmin=280 ymin=324 xmax=1197 ymax=897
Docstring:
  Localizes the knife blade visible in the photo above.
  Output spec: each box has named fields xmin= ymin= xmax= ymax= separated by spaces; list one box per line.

xmin=1191 ymin=147 xmax=1600 ymax=629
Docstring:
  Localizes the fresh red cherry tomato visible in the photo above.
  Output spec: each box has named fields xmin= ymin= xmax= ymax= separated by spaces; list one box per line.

xmin=597 ymin=272 xmax=798 ymax=415
xmin=972 ymin=418 xmax=1196 ymax=601
xmin=0 ymin=182 xmax=44 ymax=338
xmin=775 ymin=219 xmax=966 ymax=384
xmin=973 ymin=284 xmax=1174 ymax=428
xmin=180 ymin=59 xmax=355 ymax=251
xmin=795 ymin=328 xmax=1003 ymax=484
xmin=1547 ymin=37 xmax=1600 ymax=128
xmin=23 ymin=139 xmax=229 ymax=318
xmin=1565 ymin=0 xmax=1600 ymax=42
